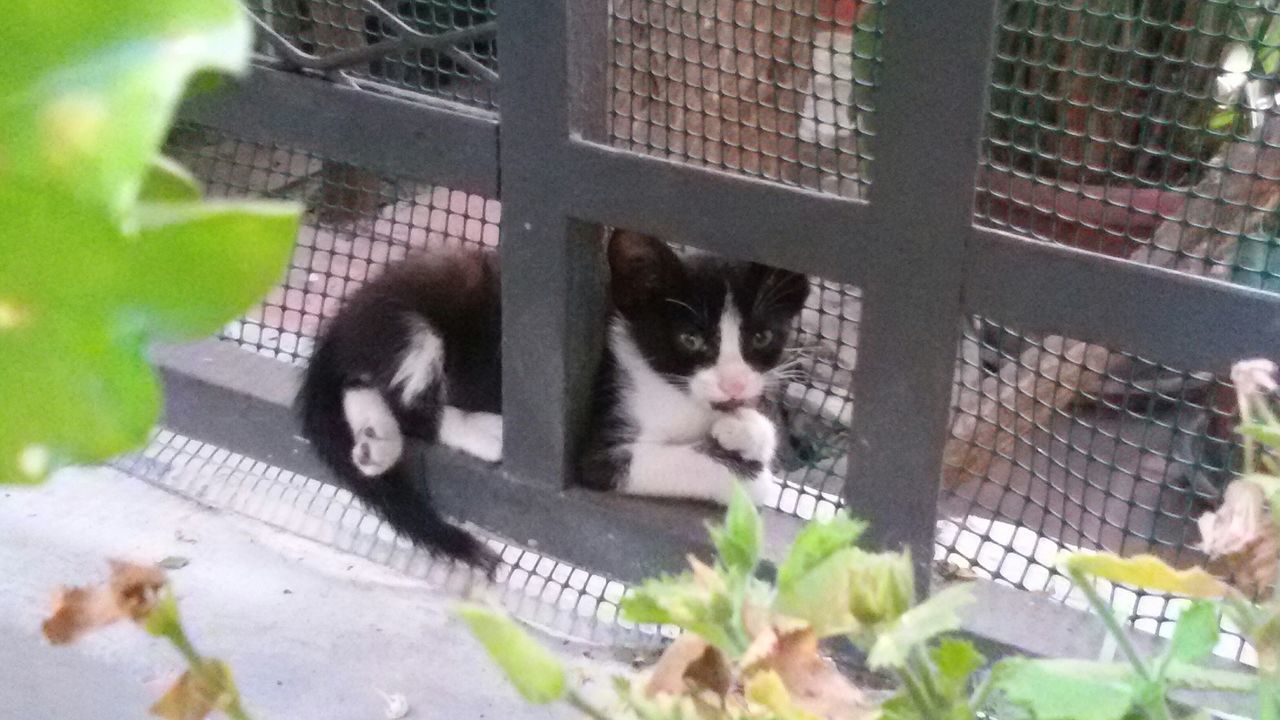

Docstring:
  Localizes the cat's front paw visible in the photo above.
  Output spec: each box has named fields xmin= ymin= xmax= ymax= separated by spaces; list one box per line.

xmin=710 ymin=408 xmax=777 ymax=465
xmin=352 ymin=424 xmax=403 ymax=477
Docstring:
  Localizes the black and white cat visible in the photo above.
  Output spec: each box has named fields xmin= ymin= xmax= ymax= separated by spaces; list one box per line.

xmin=296 ymin=230 xmax=810 ymax=573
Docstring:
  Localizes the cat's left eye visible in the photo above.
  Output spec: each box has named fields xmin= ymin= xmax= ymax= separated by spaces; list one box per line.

xmin=751 ymin=329 xmax=773 ymax=348
xmin=677 ymin=332 xmax=706 ymax=353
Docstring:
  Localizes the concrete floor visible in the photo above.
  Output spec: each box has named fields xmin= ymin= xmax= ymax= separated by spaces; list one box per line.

xmin=0 ymin=467 xmax=616 ymax=720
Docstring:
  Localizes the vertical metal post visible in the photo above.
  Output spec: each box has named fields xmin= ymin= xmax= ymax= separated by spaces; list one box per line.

xmin=498 ymin=1 xmax=607 ymax=488
xmin=847 ymin=3 xmax=1000 ymax=591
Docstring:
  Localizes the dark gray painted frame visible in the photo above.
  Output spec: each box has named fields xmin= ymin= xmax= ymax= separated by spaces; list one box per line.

xmin=166 ymin=0 xmax=1280 ymax=676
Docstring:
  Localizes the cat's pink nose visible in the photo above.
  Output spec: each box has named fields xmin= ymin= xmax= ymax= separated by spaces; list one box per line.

xmin=719 ymin=375 xmax=749 ymax=398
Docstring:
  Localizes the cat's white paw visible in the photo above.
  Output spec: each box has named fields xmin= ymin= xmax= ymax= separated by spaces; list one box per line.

xmin=440 ymin=408 xmax=503 ymax=464
xmin=351 ymin=423 xmax=403 ymax=476
xmin=748 ymin=472 xmax=782 ymax=507
xmin=710 ymin=408 xmax=776 ymax=464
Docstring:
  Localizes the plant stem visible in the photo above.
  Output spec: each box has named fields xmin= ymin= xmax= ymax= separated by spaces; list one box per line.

xmin=909 ymin=645 xmax=947 ymax=710
xmin=567 ymin=689 xmax=613 ymax=720
xmin=1070 ymin=569 xmax=1153 ymax=683
xmin=969 ymin=669 xmax=996 ymax=715
xmin=164 ymin=622 xmax=253 ymax=720
xmin=898 ymin=665 xmax=940 ymax=719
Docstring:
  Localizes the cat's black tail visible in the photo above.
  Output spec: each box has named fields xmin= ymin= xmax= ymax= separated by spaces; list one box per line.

xmin=297 ymin=340 xmax=498 ymax=576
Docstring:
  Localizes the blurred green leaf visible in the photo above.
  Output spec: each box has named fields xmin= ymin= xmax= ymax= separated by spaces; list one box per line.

xmin=1208 ymin=107 xmax=1239 ymax=132
xmin=775 ymin=514 xmax=867 ymax=594
xmin=1064 ymin=553 xmax=1228 ymax=598
xmin=620 ymin=574 xmax=740 ymax=653
xmin=456 ymin=603 xmax=566 ymax=704
xmin=774 ymin=546 xmax=914 ymax=639
xmin=143 ymin=588 xmax=183 ymax=640
xmin=1240 ymin=422 xmax=1280 ymax=450
xmin=867 ymin=584 xmax=973 ymax=670
xmin=994 ymin=658 xmax=1136 ymax=720
xmin=1166 ymin=601 xmax=1220 ymax=665
xmin=708 ymin=483 xmax=762 ymax=578
xmin=139 ymin=156 xmax=202 ymax=203
xmin=0 ymin=0 xmax=300 ymax=483
xmin=933 ymin=638 xmax=985 ymax=696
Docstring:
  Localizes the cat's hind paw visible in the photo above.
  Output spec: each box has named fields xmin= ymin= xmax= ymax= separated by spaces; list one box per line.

xmin=352 ymin=424 xmax=404 ymax=477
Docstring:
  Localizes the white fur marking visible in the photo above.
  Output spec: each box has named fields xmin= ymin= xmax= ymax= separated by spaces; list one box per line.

xmin=621 ymin=442 xmax=779 ymax=506
xmin=343 ymin=388 xmax=403 ymax=476
xmin=439 ymin=407 xmax=503 ymax=463
xmin=391 ymin=318 xmax=444 ymax=406
xmin=689 ymin=290 xmax=765 ymax=405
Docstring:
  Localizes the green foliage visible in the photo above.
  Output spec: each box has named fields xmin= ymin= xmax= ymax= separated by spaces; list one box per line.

xmin=996 ymin=659 xmax=1138 ymax=720
xmin=774 ymin=546 xmax=913 ymax=640
xmin=775 ymin=514 xmax=867 ymax=594
xmin=456 ymin=603 xmax=567 ymax=704
xmin=1165 ymin=602 xmax=1220 ymax=666
xmin=867 ymin=585 xmax=973 ymax=671
xmin=621 ymin=571 xmax=745 ymax=655
xmin=0 ymin=0 xmax=300 ymax=484
xmin=709 ymin=483 xmax=763 ymax=578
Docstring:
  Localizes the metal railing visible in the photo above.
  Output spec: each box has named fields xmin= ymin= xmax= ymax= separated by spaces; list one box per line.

xmin=157 ymin=0 xmax=1280 ymax=672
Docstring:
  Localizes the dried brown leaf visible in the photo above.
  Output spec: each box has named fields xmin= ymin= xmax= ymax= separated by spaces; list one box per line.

xmin=747 ymin=627 xmax=874 ymax=720
xmin=646 ymin=634 xmax=733 ymax=697
xmin=149 ymin=660 xmax=235 ymax=720
xmin=43 ymin=586 xmax=125 ymax=645
xmin=42 ymin=561 xmax=168 ymax=645
xmin=1199 ymin=481 xmax=1278 ymax=598
xmin=109 ymin=561 xmax=168 ymax=621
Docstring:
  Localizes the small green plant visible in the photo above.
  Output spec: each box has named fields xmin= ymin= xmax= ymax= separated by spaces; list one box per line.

xmin=1 ymin=0 xmax=301 ymax=484
xmin=459 ymin=485 xmax=992 ymax=720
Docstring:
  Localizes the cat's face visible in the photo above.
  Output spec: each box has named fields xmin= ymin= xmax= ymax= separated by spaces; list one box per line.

xmin=608 ymin=231 xmax=810 ymax=410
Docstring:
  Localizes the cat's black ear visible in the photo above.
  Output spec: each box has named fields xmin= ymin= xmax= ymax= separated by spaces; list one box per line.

xmin=608 ymin=229 xmax=683 ymax=312
xmin=749 ymin=264 xmax=810 ymax=317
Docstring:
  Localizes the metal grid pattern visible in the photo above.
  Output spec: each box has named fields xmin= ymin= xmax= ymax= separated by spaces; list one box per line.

xmin=166 ymin=122 xmax=499 ymax=363
xmin=247 ymin=0 xmax=497 ymax=107
xmin=607 ymin=0 xmax=885 ymax=198
xmin=776 ymin=279 xmax=860 ymax=519
xmin=111 ymin=430 xmax=666 ymax=648
xmin=977 ymin=1 xmax=1280 ymax=289
xmin=936 ymin=318 xmax=1252 ymax=661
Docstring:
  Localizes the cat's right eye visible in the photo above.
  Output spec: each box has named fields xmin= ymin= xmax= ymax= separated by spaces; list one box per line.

xmin=677 ymin=332 xmax=706 ymax=353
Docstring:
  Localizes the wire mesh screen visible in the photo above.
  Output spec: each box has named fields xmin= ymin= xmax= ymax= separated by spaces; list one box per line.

xmin=977 ymin=0 xmax=1280 ymax=290
xmin=608 ymin=0 xmax=885 ymax=198
xmin=775 ymin=279 xmax=860 ymax=520
xmin=112 ymin=430 xmax=667 ymax=648
xmin=936 ymin=317 xmax=1253 ymax=661
xmin=165 ymin=122 xmax=500 ymax=363
xmin=246 ymin=0 xmax=497 ymax=108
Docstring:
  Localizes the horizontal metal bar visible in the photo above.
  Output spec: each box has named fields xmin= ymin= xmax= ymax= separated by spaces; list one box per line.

xmin=562 ymin=139 xmax=871 ymax=284
xmin=179 ymin=66 xmax=499 ymax=197
xmin=965 ymin=226 xmax=1280 ymax=372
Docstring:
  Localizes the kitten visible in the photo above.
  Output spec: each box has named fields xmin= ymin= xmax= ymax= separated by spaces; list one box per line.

xmin=296 ymin=230 xmax=809 ymax=572
xmin=581 ymin=231 xmax=810 ymax=507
